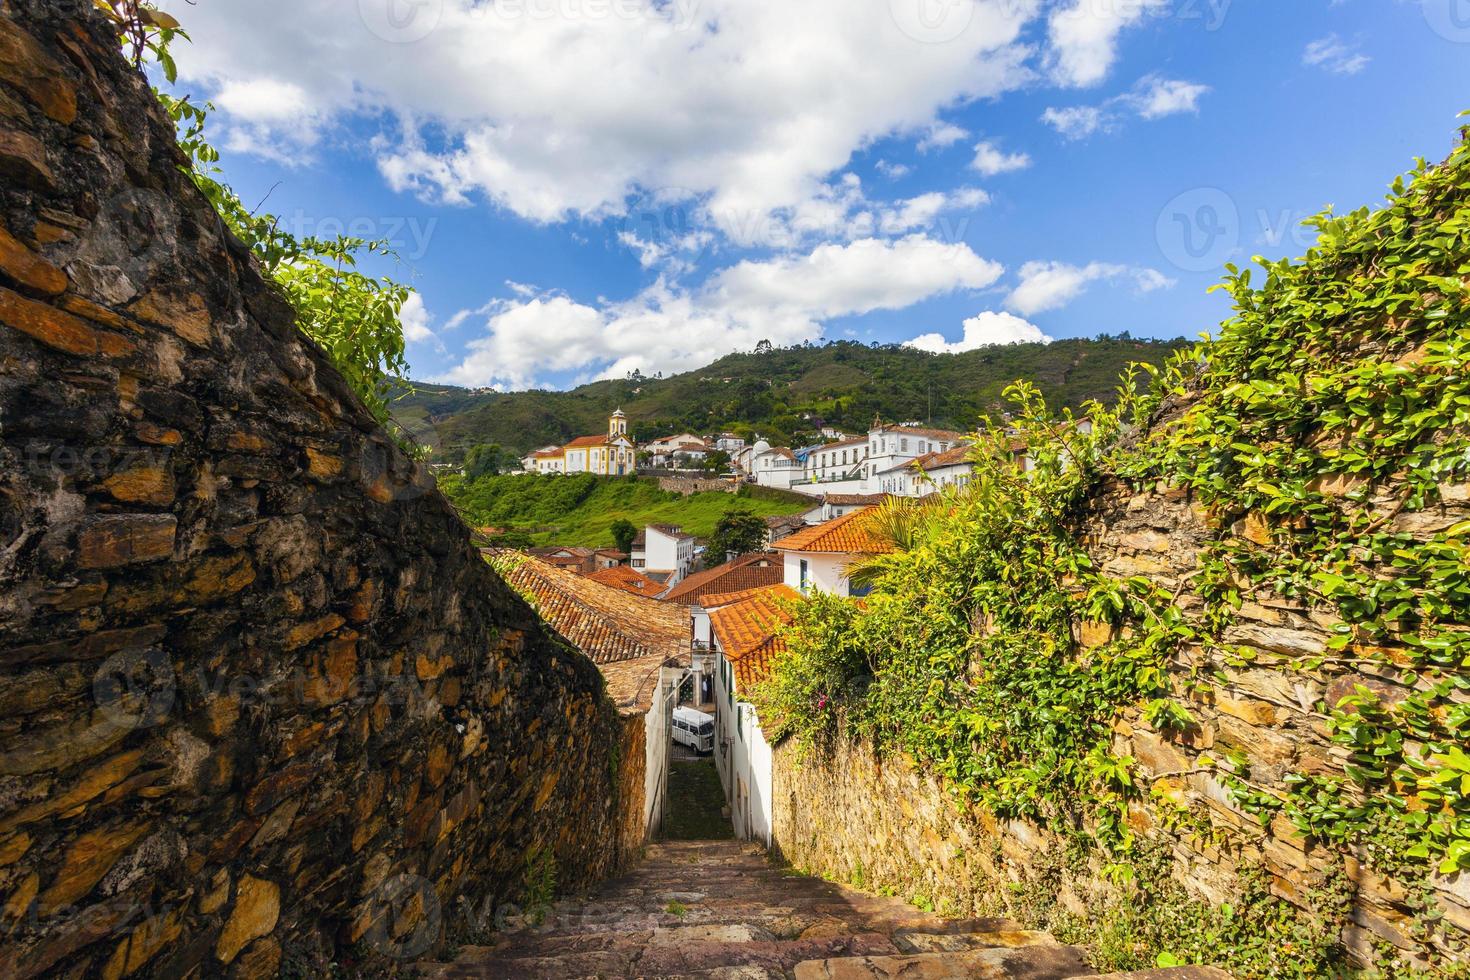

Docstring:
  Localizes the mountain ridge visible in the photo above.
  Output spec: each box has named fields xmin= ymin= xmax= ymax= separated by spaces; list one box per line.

xmin=394 ymin=336 xmax=1190 ymax=458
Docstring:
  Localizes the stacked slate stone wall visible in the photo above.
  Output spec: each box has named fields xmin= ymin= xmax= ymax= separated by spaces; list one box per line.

xmin=0 ymin=4 xmax=637 ymax=976
xmin=771 ymin=480 xmax=1470 ymax=968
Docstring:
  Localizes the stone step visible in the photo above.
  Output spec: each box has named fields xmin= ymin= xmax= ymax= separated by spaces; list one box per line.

xmin=422 ymin=931 xmax=902 ymax=978
xmin=892 ymin=928 xmax=1059 ymax=954
xmin=792 ymin=943 xmax=1093 ymax=980
xmin=1070 ymin=969 xmax=1232 ymax=980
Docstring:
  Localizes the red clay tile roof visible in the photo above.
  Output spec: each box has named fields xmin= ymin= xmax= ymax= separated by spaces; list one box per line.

xmin=875 ymin=425 xmax=967 ymax=442
xmin=587 ymin=564 xmax=666 ymax=596
xmin=530 ymin=448 xmax=564 ymax=458
xmin=914 ymin=444 xmax=973 ymax=469
xmin=707 ymin=584 xmax=801 ymax=688
xmin=492 ymin=553 xmax=687 ymax=665
xmin=769 ymin=508 xmax=893 ymax=555
xmin=597 ymin=652 xmax=677 ymax=714
xmin=661 ymin=552 xmax=783 ymax=605
xmin=563 ymin=434 xmax=612 ymax=449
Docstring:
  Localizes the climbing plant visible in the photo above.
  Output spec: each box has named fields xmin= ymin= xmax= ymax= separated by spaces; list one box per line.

xmin=106 ymin=2 xmax=414 ymax=427
xmin=757 ymin=118 xmax=1470 ymax=971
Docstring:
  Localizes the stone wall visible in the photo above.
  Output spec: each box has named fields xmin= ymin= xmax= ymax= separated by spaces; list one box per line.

xmin=0 ymin=4 xmax=638 ymax=976
xmin=655 ymin=475 xmax=734 ymax=496
xmin=770 ymin=480 xmax=1470 ymax=969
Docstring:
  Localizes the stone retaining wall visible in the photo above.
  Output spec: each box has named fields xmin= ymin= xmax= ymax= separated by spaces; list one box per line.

xmin=655 ymin=476 xmax=734 ymax=496
xmin=0 ymin=5 xmax=637 ymax=976
xmin=770 ymin=480 xmax=1470 ymax=969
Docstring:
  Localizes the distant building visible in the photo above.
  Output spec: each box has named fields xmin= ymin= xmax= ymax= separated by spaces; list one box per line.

xmin=528 ymin=410 xmax=638 ymax=476
xmin=714 ymin=433 xmax=746 ymax=454
xmin=762 ymin=514 xmax=808 ymax=548
xmin=771 ymin=507 xmax=894 ymax=597
xmin=800 ymin=493 xmax=890 ymax=524
xmin=630 ymin=524 xmax=696 ymax=586
xmin=748 ymin=441 xmax=802 ymax=489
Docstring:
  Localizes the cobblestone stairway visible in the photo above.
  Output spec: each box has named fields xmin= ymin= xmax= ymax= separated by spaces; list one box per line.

xmin=419 ymin=839 xmax=1231 ymax=979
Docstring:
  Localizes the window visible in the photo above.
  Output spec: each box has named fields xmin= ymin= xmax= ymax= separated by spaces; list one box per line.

xmin=799 ymin=559 xmax=810 ymax=591
xmin=900 ymin=438 xmax=908 ymax=452
xmin=919 ymin=441 xmax=927 ymax=453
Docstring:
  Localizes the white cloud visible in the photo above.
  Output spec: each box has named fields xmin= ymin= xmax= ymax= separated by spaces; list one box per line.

xmin=1042 ymin=74 xmax=1208 ymax=140
xmin=1130 ymin=76 xmax=1210 ymax=119
xmin=1005 ymin=260 xmax=1174 ymax=315
xmin=875 ymin=159 xmax=911 ymax=179
xmin=435 ymin=235 xmax=1005 ymax=387
xmin=916 ymin=121 xmax=971 ymax=152
xmin=398 ymin=292 xmax=435 ymax=342
xmin=1046 ymin=0 xmax=1169 ymax=87
xmin=970 ymin=140 xmax=1031 ymax=176
xmin=163 ymin=0 xmax=1040 ymax=228
xmin=1303 ymin=35 xmax=1370 ymax=75
xmin=1040 ymin=105 xmax=1108 ymax=140
xmin=905 ymin=311 xmax=1049 ymax=354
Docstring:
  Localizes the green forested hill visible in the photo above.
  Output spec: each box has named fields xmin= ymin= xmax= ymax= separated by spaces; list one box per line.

xmin=392 ymin=335 xmax=1188 ymax=458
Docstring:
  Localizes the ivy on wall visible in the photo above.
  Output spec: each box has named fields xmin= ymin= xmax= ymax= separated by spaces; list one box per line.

xmin=757 ymin=120 xmax=1470 ymax=971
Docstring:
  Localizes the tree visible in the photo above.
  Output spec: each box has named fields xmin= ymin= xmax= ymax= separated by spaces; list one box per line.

xmin=701 ymin=449 xmax=731 ymax=475
xmin=465 ymin=444 xmax=518 ymax=479
xmin=610 ymin=518 xmax=638 ymax=556
xmin=704 ymin=509 xmax=767 ymax=567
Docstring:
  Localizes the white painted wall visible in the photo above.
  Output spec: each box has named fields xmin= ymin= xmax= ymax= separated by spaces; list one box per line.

xmin=643 ymin=668 xmax=676 ymax=839
xmin=713 ymin=651 xmax=773 ymax=846
xmin=645 ymin=526 xmax=694 ymax=583
xmin=782 ymin=551 xmax=852 ymax=596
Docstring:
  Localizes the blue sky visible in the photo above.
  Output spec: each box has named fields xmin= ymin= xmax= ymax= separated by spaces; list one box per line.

xmin=157 ymin=0 xmax=1470 ymax=390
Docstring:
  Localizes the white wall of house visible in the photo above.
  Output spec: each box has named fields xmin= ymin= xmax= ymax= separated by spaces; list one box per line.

xmin=803 ymin=440 xmax=869 ymax=483
xmin=782 ymin=551 xmax=852 ymax=596
xmin=645 ymin=526 xmax=695 ymax=583
xmin=643 ymin=667 xmax=677 ymax=840
xmin=713 ymin=650 xmax=773 ymax=846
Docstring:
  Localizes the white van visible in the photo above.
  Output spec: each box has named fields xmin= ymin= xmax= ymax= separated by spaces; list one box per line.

xmin=672 ymin=707 xmax=715 ymax=754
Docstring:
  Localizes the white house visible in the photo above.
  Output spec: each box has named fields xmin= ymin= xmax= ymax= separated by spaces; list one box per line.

xmin=910 ymin=444 xmax=975 ymax=493
xmin=705 ymin=583 xmax=799 ymax=845
xmin=801 ymin=436 xmax=869 ymax=484
xmin=749 ymin=441 xmax=803 ymax=489
xmin=714 ymin=433 xmax=746 ymax=454
xmin=771 ymin=507 xmax=893 ymax=598
xmin=630 ymin=523 xmax=696 ymax=585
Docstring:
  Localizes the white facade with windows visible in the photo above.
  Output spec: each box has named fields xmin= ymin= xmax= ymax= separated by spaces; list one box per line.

xmin=712 ymin=644 xmax=773 ymax=845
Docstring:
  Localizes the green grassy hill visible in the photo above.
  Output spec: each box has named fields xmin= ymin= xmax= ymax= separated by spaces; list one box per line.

xmin=442 ymin=473 xmax=810 ymax=547
xmin=394 ymin=335 xmax=1188 ymax=458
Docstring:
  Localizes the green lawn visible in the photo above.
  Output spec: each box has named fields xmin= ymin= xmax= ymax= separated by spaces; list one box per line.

xmin=440 ymin=473 xmax=809 ymax=547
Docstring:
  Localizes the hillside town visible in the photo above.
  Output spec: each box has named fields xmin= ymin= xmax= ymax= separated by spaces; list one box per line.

xmin=512 ymin=409 xmax=1018 ymax=498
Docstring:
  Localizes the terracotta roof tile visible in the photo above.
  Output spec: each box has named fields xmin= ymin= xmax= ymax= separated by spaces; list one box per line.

xmin=491 ymin=553 xmax=687 ymax=665
xmin=587 ymin=564 xmax=666 ymax=596
xmin=707 ymin=584 xmax=800 ymax=688
xmin=662 ymin=552 xmax=783 ymax=605
xmin=563 ymin=434 xmax=612 ymax=449
xmin=769 ymin=508 xmax=893 ymax=555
